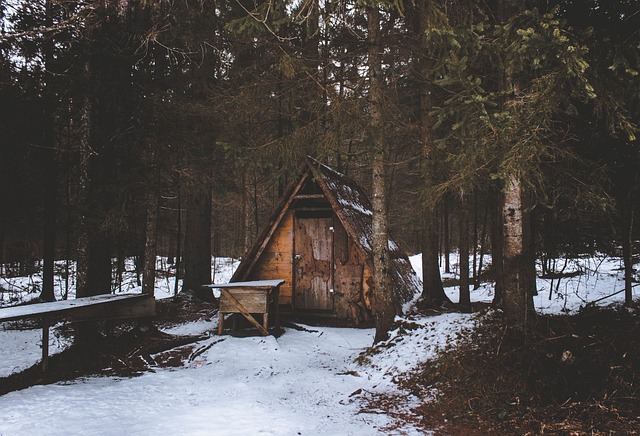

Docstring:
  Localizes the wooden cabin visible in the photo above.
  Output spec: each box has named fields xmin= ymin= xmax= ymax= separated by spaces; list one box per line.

xmin=230 ymin=158 xmax=422 ymax=324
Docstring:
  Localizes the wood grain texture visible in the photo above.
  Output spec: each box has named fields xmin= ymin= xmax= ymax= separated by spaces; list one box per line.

xmin=248 ymin=211 xmax=294 ymax=305
xmin=294 ymin=216 xmax=334 ymax=311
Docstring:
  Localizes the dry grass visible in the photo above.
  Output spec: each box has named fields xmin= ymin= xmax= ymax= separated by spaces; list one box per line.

xmin=400 ymin=306 xmax=640 ymax=434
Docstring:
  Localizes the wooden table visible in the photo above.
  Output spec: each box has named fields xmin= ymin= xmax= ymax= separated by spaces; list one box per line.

xmin=206 ymin=280 xmax=284 ymax=336
xmin=0 ymin=294 xmax=156 ymax=371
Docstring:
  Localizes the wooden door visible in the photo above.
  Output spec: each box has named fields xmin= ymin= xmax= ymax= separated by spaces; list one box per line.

xmin=294 ymin=216 xmax=334 ymax=311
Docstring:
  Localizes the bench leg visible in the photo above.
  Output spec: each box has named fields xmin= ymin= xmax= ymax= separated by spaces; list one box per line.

xmin=42 ymin=320 xmax=49 ymax=372
xmin=275 ymin=291 xmax=280 ymax=329
xmin=218 ymin=310 xmax=224 ymax=335
xmin=263 ymin=312 xmax=269 ymax=334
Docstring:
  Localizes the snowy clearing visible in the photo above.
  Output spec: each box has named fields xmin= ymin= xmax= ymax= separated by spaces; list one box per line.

xmin=0 ymin=253 xmax=635 ymax=435
xmin=0 ymin=315 xmax=482 ymax=435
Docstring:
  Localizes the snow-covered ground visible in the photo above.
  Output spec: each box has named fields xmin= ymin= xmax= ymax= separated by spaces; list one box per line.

xmin=0 ymin=257 xmax=238 ymax=378
xmin=0 ymin=257 xmax=239 ymax=307
xmin=1 ymin=327 xmax=390 ymax=435
xmin=409 ymin=252 xmax=632 ymax=314
xmin=0 ymin=253 xmax=634 ymax=435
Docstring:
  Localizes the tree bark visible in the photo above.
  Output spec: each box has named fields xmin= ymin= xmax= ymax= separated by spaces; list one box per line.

xmin=500 ymin=175 xmax=535 ymax=326
xmin=174 ymin=184 xmax=182 ymax=297
xmin=40 ymin=0 xmax=57 ymax=302
xmin=142 ymin=147 xmax=158 ymax=297
xmin=368 ymin=5 xmax=395 ymax=343
xmin=75 ymin=0 xmax=131 ymax=342
xmin=182 ymin=183 xmax=212 ymax=301
xmin=421 ymin=215 xmax=451 ymax=306
xmin=459 ymin=196 xmax=471 ymax=309
xmin=621 ymin=169 xmax=637 ymax=307
xmin=418 ymin=0 xmax=451 ymax=307
xmin=85 ymin=232 xmax=112 ymax=295
xmin=475 ymin=200 xmax=489 ymax=290
xmin=443 ymin=196 xmax=451 ymax=274
xmin=242 ymin=170 xmax=251 ymax=253
xmin=75 ymin=87 xmax=92 ymax=302
xmin=40 ymin=106 xmax=57 ymax=303
xmin=492 ymin=190 xmax=505 ymax=307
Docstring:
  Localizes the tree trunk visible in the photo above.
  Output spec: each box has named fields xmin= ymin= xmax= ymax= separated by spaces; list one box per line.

xmin=443 ymin=196 xmax=451 ymax=274
xmin=418 ymin=0 xmax=451 ymax=307
xmin=75 ymin=87 xmax=92 ymax=302
xmin=368 ymin=5 xmax=395 ymax=343
xmin=182 ymin=184 xmax=212 ymax=301
xmin=40 ymin=0 xmax=57 ymax=302
xmin=472 ymin=192 xmax=478 ymax=284
xmin=500 ymin=175 xmax=535 ymax=326
xmin=492 ymin=191 xmax=505 ymax=307
xmin=459 ymin=196 xmax=471 ymax=309
xmin=421 ymin=216 xmax=451 ymax=306
xmin=622 ymin=172 xmax=637 ymax=307
xmin=622 ymin=206 xmax=635 ymax=307
xmin=475 ymin=201 xmax=489 ymax=290
xmin=242 ymin=170 xmax=251 ymax=252
xmin=40 ymin=106 xmax=57 ymax=302
xmin=174 ymin=184 xmax=182 ymax=297
xmin=86 ymin=232 xmax=112 ymax=295
xmin=0 ymin=221 xmax=5 ymax=276
xmin=142 ymin=153 xmax=158 ymax=297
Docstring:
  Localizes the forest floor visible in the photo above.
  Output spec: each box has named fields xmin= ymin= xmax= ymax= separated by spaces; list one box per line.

xmin=1 ymin=254 xmax=639 ymax=434
xmin=2 ymin=298 xmax=638 ymax=434
xmin=388 ymin=305 xmax=640 ymax=435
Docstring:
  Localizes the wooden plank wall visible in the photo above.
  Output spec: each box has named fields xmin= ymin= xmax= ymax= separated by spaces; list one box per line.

xmin=248 ymin=210 xmax=294 ymax=305
xmin=246 ymin=209 xmax=373 ymax=320
xmin=333 ymin=216 xmax=373 ymax=322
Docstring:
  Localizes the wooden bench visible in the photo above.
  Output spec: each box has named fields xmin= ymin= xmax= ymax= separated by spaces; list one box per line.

xmin=0 ymin=294 xmax=156 ymax=371
xmin=205 ymin=280 xmax=284 ymax=336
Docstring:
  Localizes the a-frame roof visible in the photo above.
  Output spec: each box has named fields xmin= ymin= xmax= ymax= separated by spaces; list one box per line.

xmin=231 ymin=157 xmax=422 ymax=311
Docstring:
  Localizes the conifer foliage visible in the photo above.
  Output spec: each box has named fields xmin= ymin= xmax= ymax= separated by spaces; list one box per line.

xmin=0 ymin=0 xmax=638 ymax=336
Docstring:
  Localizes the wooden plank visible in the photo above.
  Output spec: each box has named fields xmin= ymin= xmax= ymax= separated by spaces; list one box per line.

xmin=208 ymin=280 xmax=284 ymax=288
xmin=334 ymin=263 xmax=364 ymax=320
xmin=219 ymin=288 xmax=268 ymax=313
xmin=292 ymin=207 xmax=333 ymax=212
xmin=333 ymin=217 xmax=349 ymax=265
xmin=273 ymin=286 xmax=280 ymax=329
xmin=234 ymin=175 xmax=307 ymax=281
xmin=0 ymin=294 xmax=155 ymax=374
xmin=249 ymin=211 xmax=294 ymax=306
xmin=219 ymin=289 xmax=268 ymax=336
xmin=294 ymin=216 xmax=334 ymax=311
xmin=0 ymin=294 xmax=156 ymax=323
xmin=293 ymin=194 xmax=326 ymax=200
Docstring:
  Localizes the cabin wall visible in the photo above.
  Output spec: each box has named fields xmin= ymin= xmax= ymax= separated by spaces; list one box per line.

xmin=247 ymin=210 xmax=294 ymax=305
xmin=245 ymin=208 xmax=373 ymax=322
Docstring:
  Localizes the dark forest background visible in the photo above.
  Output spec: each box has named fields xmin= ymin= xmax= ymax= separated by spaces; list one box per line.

xmin=0 ymin=0 xmax=638 ymax=314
